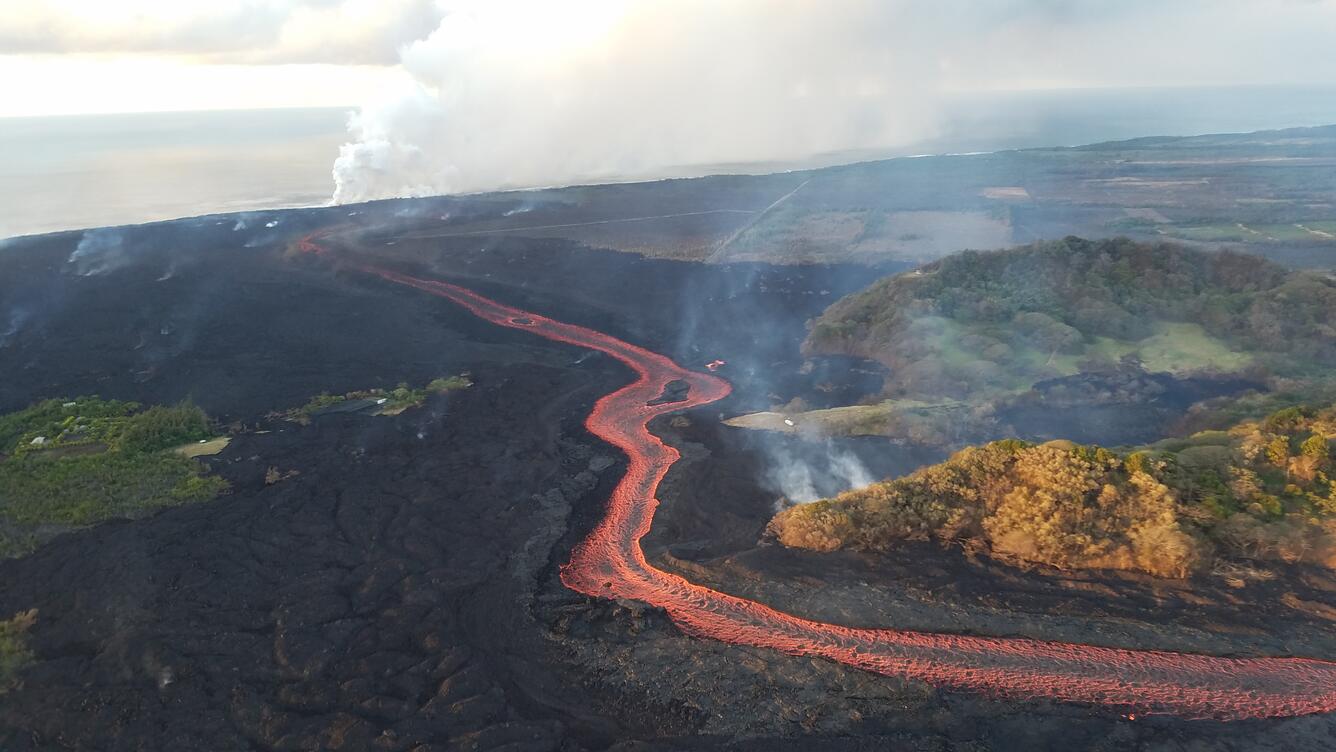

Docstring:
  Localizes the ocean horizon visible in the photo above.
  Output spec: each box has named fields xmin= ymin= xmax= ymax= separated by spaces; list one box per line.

xmin=4 ymin=85 xmax=1336 ymax=240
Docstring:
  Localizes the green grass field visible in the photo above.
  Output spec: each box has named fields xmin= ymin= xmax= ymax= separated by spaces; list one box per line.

xmin=926 ymin=319 xmax=1249 ymax=399
xmin=781 ymin=319 xmax=1252 ymax=440
xmin=1136 ymin=322 xmax=1253 ymax=373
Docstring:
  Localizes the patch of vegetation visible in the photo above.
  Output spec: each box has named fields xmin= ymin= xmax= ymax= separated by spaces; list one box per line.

xmin=1 ymin=609 xmax=37 ymax=693
xmin=0 ymin=397 xmax=226 ymax=558
xmin=0 ymin=397 xmax=136 ymax=454
xmin=285 ymin=374 xmax=472 ymax=423
xmin=769 ymin=404 xmax=1336 ymax=578
xmin=114 ymin=403 xmax=212 ymax=453
xmin=0 ymin=451 xmax=225 ymax=526
xmin=0 ymin=397 xmax=211 ymax=457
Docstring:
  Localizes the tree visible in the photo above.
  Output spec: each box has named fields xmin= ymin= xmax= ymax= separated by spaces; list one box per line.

xmin=1302 ymin=434 xmax=1330 ymax=461
xmin=1266 ymin=436 xmax=1290 ymax=467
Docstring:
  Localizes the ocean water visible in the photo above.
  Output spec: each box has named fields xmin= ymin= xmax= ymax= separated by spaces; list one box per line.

xmin=0 ymin=108 xmax=348 ymax=239
xmin=3 ymin=87 xmax=1336 ymax=239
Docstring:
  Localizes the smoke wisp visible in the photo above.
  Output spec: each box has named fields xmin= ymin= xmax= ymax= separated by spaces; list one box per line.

xmin=67 ymin=229 xmax=130 ymax=276
xmin=763 ymin=437 xmax=877 ymax=507
xmin=0 ymin=306 xmax=31 ymax=349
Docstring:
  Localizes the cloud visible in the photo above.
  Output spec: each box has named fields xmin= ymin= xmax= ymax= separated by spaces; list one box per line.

xmin=0 ymin=0 xmax=442 ymax=64
xmin=331 ymin=0 xmax=1336 ymax=204
xmin=944 ymin=0 xmax=1336 ymax=91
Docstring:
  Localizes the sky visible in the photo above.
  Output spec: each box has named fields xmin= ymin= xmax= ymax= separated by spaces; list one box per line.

xmin=5 ymin=0 xmax=1336 ymax=118
xmin=4 ymin=0 xmax=1336 ymax=200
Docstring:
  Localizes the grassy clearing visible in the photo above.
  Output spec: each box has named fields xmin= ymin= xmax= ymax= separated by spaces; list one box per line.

xmin=926 ymin=319 xmax=1246 ymax=399
xmin=725 ymin=399 xmax=964 ymax=438
xmin=174 ymin=436 xmax=231 ymax=458
xmin=1136 ymin=322 xmax=1253 ymax=373
xmin=1042 ymin=322 xmax=1251 ymax=378
xmin=1025 ymin=321 xmax=1244 ymax=379
xmin=723 ymin=411 xmax=798 ymax=433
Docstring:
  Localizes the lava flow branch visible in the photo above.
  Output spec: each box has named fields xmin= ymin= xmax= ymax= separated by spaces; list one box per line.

xmin=303 ymin=236 xmax=1336 ymax=720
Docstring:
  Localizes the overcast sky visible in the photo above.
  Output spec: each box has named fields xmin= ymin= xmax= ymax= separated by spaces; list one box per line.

xmin=4 ymin=0 xmax=1336 ymax=118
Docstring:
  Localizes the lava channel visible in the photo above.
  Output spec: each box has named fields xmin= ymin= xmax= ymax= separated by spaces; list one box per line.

xmin=350 ymin=261 xmax=1336 ymax=721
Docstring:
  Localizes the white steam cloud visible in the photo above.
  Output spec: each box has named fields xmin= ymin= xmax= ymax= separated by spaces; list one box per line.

xmin=332 ymin=0 xmax=942 ymax=203
xmin=331 ymin=0 xmax=1336 ymax=204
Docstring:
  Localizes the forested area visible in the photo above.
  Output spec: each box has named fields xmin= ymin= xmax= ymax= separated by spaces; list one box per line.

xmin=805 ymin=237 xmax=1336 ymax=401
xmin=770 ymin=404 xmax=1336 ymax=578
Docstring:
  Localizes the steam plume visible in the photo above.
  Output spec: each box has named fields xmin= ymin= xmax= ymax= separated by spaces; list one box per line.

xmin=330 ymin=0 xmax=1336 ymax=204
xmin=332 ymin=1 xmax=942 ymax=203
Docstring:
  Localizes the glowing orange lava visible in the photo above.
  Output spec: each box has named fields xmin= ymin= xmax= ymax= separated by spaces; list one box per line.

xmin=309 ymin=239 xmax=1336 ymax=720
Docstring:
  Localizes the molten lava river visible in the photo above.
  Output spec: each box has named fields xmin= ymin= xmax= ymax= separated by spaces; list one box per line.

xmin=342 ymin=255 xmax=1336 ymax=721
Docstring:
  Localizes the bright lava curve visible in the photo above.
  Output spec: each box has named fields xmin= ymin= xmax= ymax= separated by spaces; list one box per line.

xmin=313 ymin=237 xmax=1336 ymax=720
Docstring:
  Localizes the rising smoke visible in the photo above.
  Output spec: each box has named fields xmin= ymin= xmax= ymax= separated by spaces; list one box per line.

xmin=762 ymin=436 xmax=877 ymax=508
xmin=332 ymin=1 xmax=943 ymax=203
xmin=67 ymin=228 xmax=130 ymax=276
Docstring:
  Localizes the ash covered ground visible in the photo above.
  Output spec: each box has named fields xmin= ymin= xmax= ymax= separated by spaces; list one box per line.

xmin=1 ymin=203 xmax=1334 ymax=751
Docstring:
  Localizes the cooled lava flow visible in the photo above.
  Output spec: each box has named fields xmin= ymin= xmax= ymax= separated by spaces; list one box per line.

xmin=343 ymin=259 xmax=1336 ymax=720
